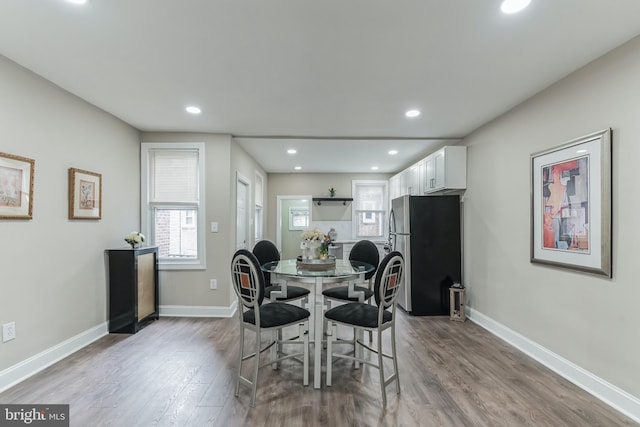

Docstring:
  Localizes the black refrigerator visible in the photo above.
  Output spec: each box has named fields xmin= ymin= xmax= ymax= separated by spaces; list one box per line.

xmin=389 ymin=195 xmax=461 ymax=315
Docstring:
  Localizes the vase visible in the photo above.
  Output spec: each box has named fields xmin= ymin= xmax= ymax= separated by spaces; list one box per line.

xmin=301 ymin=240 xmax=321 ymax=260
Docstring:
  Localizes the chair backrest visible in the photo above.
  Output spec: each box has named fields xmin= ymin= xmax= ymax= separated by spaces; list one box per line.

xmin=231 ymin=249 xmax=265 ymax=309
xmin=374 ymin=251 xmax=404 ymax=309
xmin=253 ymin=240 xmax=280 ymax=286
xmin=252 ymin=240 xmax=280 ymax=265
xmin=349 ymin=240 xmax=380 ymax=280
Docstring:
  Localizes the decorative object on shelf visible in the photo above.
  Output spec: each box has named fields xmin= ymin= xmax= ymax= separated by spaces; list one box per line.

xmin=328 ymin=227 xmax=337 ymax=242
xmin=530 ymin=128 xmax=611 ymax=277
xmin=328 ymin=187 xmax=336 ymax=197
xmin=68 ymin=167 xmax=102 ymax=220
xmin=124 ymin=231 xmax=145 ymax=249
xmin=300 ymin=227 xmax=329 ymax=259
xmin=0 ymin=151 xmax=35 ymax=220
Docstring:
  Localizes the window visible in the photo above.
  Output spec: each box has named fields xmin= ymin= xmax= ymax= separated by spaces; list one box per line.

xmin=289 ymin=207 xmax=310 ymax=230
xmin=352 ymin=180 xmax=388 ymax=239
xmin=141 ymin=143 xmax=205 ymax=269
xmin=255 ymin=172 xmax=264 ymax=241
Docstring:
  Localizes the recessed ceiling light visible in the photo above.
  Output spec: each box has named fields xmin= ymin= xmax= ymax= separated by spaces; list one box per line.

xmin=500 ymin=0 xmax=531 ymax=14
xmin=388 ymin=150 xmax=398 ymax=155
xmin=371 ymin=166 xmax=379 ymax=171
xmin=294 ymin=166 xmax=302 ymax=170
xmin=65 ymin=0 xmax=88 ymax=4
xmin=405 ymin=109 xmax=420 ymax=118
xmin=287 ymin=149 xmax=297 ymax=154
xmin=185 ymin=106 xmax=201 ymax=114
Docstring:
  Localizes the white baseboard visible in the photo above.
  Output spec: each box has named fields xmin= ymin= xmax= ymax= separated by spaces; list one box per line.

xmin=0 ymin=322 xmax=108 ymax=394
xmin=468 ymin=307 xmax=640 ymax=424
xmin=159 ymin=301 xmax=237 ymax=318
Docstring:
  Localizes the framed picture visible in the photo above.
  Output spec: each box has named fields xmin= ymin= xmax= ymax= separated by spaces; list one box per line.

xmin=530 ymin=129 xmax=612 ymax=277
xmin=68 ymin=168 xmax=102 ymax=220
xmin=0 ymin=152 xmax=35 ymax=219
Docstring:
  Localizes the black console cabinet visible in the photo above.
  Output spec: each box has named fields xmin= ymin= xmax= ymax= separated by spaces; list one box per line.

xmin=106 ymin=246 xmax=159 ymax=333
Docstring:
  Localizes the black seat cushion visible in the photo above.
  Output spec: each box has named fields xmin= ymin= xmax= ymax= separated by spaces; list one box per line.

xmin=324 ymin=303 xmax=391 ymax=329
xmin=243 ymin=302 xmax=310 ymax=328
xmin=322 ymin=285 xmax=373 ymax=302
xmin=265 ymin=285 xmax=310 ymax=301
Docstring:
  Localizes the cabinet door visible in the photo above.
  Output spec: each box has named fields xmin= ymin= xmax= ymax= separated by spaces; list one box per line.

xmin=417 ymin=159 xmax=426 ymax=195
xmin=433 ymin=149 xmax=446 ymax=190
xmin=137 ymin=252 xmax=156 ymax=320
xmin=343 ymin=243 xmax=354 ymax=261
xmin=424 ymin=156 xmax=435 ymax=192
xmin=407 ymin=163 xmax=420 ymax=195
xmin=389 ymin=175 xmax=397 ymax=201
xmin=399 ymin=170 xmax=408 ymax=196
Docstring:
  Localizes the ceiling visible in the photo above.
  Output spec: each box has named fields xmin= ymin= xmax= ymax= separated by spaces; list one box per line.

xmin=1 ymin=1 xmax=639 ymax=173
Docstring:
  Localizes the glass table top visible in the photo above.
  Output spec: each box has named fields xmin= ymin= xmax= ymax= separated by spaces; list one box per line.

xmin=261 ymin=258 xmax=375 ymax=279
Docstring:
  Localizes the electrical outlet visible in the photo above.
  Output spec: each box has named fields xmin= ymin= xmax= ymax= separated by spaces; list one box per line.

xmin=2 ymin=321 xmax=16 ymax=342
xmin=210 ymin=279 xmax=217 ymax=290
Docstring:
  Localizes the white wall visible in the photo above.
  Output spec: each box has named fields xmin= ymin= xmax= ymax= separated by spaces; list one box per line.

xmin=137 ymin=134 xmax=267 ymax=312
xmin=0 ymin=56 xmax=140 ymax=371
xmin=266 ymin=173 xmax=391 ymax=242
xmin=462 ymin=35 xmax=640 ymax=401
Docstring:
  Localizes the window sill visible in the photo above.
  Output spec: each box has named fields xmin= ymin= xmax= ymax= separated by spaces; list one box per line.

xmin=158 ymin=261 xmax=206 ymax=271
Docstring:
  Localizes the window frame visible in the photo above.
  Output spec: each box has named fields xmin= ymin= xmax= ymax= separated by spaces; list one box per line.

xmin=351 ymin=179 xmax=389 ymax=239
xmin=141 ymin=142 xmax=206 ymax=270
xmin=254 ymin=171 xmax=264 ymax=241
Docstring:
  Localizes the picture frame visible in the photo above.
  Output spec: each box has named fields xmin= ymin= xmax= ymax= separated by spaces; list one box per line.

xmin=0 ymin=152 xmax=35 ymax=219
xmin=68 ymin=168 xmax=102 ymax=220
xmin=530 ymin=129 xmax=612 ymax=277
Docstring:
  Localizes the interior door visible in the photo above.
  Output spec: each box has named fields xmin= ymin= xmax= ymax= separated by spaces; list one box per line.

xmin=236 ymin=173 xmax=250 ymax=250
xmin=276 ymin=195 xmax=312 ymax=258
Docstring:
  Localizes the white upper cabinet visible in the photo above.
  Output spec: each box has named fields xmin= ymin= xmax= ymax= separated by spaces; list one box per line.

xmin=389 ymin=171 xmax=402 ymax=200
xmin=423 ymin=146 xmax=466 ymax=194
xmin=407 ymin=162 xmax=420 ymax=195
xmin=388 ymin=145 xmax=466 ymax=204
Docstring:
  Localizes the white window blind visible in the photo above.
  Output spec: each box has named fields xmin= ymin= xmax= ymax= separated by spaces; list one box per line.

xmin=142 ymin=142 xmax=205 ymax=270
xmin=354 ymin=183 xmax=385 ymax=211
xmin=352 ymin=180 xmax=388 ymax=239
xmin=255 ymin=173 xmax=264 ymax=207
xmin=149 ymin=150 xmax=199 ymax=203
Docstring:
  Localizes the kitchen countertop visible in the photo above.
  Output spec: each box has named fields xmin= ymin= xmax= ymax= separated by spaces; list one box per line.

xmin=332 ymin=239 xmax=387 ymax=244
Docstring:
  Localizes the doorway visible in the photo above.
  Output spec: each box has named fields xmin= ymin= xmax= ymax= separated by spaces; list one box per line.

xmin=276 ymin=195 xmax=312 ymax=259
xmin=236 ymin=172 xmax=251 ymax=250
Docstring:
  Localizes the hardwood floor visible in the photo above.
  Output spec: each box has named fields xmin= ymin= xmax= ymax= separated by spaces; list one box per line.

xmin=0 ymin=311 xmax=636 ymax=426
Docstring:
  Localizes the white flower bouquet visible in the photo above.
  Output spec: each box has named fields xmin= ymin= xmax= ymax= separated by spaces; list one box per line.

xmin=124 ymin=231 xmax=145 ymax=248
xmin=300 ymin=227 xmax=324 ymax=241
xmin=300 ymin=227 xmax=329 ymax=259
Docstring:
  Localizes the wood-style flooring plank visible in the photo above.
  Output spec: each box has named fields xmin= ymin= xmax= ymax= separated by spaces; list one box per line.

xmin=0 ymin=313 xmax=636 ymax=427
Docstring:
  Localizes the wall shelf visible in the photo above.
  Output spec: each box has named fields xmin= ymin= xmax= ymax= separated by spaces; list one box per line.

xmin=312 ymin=197 xmax=353 ymax=206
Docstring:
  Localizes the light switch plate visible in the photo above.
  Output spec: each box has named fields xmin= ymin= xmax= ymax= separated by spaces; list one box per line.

xmin=3 ymin=321 xmax=16 ymax=342
xmin=210 ymin=222 xmax=219 ymax=233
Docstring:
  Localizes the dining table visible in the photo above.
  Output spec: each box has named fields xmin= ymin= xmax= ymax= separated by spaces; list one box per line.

xmin=261 ymin=258 xmax=375 ymax=388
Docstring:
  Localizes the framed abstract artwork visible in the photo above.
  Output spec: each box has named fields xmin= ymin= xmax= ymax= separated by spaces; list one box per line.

xmin=0 ymin=152 xmax=35 ymax=219
xmin=530 ymin=129 xmax=612 ymax=277
xmin=68 ymin=168 xmax=102 ymax=220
